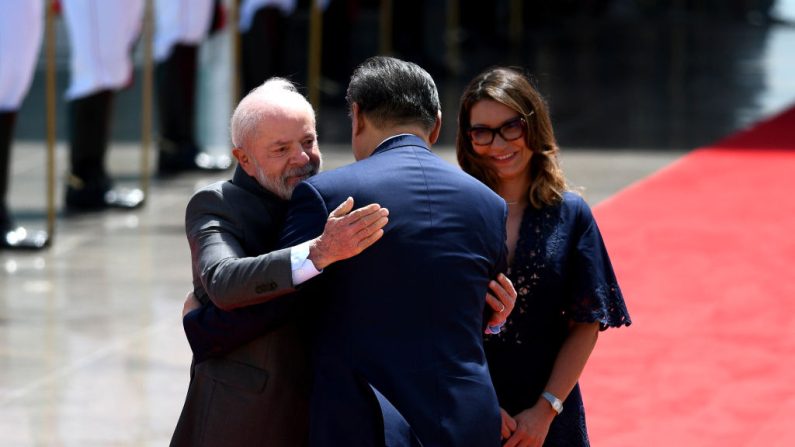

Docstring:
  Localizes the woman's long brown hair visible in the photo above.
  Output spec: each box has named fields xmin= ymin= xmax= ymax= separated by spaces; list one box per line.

xmin=456 ymin=67 xmax=568 ymax=209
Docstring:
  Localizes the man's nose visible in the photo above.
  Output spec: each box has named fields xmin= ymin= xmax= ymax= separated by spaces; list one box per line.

xmin=289 ymin=145 xmax=311 ymax=164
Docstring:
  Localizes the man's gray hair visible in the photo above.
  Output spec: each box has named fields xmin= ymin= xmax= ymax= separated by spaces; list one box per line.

xmin=230 ymin=78 xmax=311 ymax=149
xmin=346 ymin=56 xmax=440 ymax=132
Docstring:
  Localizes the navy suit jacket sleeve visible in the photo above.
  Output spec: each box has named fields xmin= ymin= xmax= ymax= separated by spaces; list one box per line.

xmin=278 ymin=181 xmax=331 ymax=250
xmin=183 ymin=295 xmax=296 ymax=363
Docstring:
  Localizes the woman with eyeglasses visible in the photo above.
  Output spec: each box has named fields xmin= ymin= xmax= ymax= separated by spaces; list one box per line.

xmin=456 ymin=66 xmax=632 ymax=447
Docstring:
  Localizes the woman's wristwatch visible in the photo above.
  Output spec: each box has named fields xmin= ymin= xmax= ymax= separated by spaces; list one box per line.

xmin=541 ymin=391 xmax=563 ymax=415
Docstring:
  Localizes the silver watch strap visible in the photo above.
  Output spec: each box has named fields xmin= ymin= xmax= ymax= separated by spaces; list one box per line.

xmin=541 ymin=391 xmax=563 ymax=415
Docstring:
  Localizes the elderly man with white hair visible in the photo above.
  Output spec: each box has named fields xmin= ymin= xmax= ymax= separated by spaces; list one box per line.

xmin=169 ymin=78 xmax=389 ymax=447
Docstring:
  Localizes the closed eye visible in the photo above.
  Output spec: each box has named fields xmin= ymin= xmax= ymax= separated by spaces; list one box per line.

xmin=269 ymin=146 xmax=289 ymax=158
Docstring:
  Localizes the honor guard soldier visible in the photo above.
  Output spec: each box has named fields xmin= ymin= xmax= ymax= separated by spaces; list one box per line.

xmin=60 ymin=0 xmax=146 ymax=211
xmin=154 ymin=0 xmax=231 ymax=175
xmin=0 ymin=0 xmax=48 ymax=248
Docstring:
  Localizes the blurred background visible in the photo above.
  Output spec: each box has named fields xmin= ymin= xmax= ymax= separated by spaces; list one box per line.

xmin=14 ymin=0 xmax=795 ymax=151
xmin=2 ymin=0 xmax=795 ymax=445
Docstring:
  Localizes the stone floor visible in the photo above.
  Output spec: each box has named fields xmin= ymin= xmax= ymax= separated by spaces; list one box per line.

xmin=0 ymin=142 xmax=678 ymax=446
xmin=2 ymin=7 xmax=795 ymax=447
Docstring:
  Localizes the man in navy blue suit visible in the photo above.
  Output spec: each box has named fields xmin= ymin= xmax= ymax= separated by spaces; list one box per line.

xmin=276 ymin=56 xmax=508 ymax=446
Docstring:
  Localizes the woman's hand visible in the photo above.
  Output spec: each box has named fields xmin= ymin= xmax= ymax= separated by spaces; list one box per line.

xmin=485 ymin=273 xmax=517 ymax=334
xmin=500 ymin=407 xmax=518 ymax=440
xmin=503 ymin=404 xmax=555 ymax=447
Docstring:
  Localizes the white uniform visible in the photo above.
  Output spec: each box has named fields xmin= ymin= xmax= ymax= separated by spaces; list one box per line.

xmin=239 ymin=0 xmax=332 ymax=31
xmin=61 ymin=0 xmax=144 ymax=100
xmin=153 ymin=0 xmax=214 ymax=63
xmin=239 ymin=0 xmax=297 ymax=32
xmin=0 ymin=0 xmax=44 ymax=111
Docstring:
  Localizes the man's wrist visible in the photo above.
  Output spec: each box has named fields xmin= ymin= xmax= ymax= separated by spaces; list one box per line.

xmin=307 ymin=237 xmax=331 ymax=270
xmin=291 ymin=241 xmax=323 ymax=285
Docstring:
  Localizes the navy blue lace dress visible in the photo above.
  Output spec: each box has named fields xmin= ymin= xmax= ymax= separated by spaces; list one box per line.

xmin=485 ymin=192 xmax=631 ymax=446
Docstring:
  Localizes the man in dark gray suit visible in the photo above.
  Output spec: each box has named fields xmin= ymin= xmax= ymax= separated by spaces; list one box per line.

xmin=169 ymin=78 xmax=388 ymax=447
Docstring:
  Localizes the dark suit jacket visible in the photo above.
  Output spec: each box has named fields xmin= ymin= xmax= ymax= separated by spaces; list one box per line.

xmin=171 ymin=166 xmax=310 ymax=447
xmin=278 ymin=135 xmax=507 ymax=447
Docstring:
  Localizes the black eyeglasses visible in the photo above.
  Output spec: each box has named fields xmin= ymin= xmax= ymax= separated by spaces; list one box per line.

xmin=467 ymin=114 xmax=530 ymax=146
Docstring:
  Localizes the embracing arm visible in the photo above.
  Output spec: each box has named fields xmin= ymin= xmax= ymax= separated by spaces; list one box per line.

xmin=183 ymin=293 xmax=299 ymax=363
xmin=189 ymin=190 xmax=388 ymax=311
xmin=182 ymin=188 xmax=298 ymax=360
xmin=187 ymin=189 xmax=295 ymax=311
xmin=183 ymin=185 xmax=387 ymax=361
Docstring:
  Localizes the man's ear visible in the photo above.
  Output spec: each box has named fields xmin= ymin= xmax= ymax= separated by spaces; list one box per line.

xmin=428 ymin=111 xmax=442 ymax=145
xmin=232 ymin=147 xmax=254 ymax=176
xmin=351 ymin=103 xmax=366 ymax=137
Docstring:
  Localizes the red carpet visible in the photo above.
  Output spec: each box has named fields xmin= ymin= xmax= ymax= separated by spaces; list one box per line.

xmin=581 ymin=106 xmax=795 ymax=446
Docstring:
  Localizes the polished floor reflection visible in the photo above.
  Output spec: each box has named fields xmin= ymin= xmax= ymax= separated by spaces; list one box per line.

xmin=0 ymin=144 xmax=678 ymax=446
xmin=2 ymin=11 xmax=795 ymax=447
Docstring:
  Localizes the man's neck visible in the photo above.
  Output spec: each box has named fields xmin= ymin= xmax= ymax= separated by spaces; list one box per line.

xmin=358 ymin=126 xmax=430 ymax=159
xmin=379 ymin=125 xmax=429 ymax=144
xmin=376 ymin=132 xmax=414 ymax=148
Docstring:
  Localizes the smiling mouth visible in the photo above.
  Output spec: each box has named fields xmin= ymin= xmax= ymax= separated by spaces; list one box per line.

xmin=493 ymin=152 xmax=517 ymax=162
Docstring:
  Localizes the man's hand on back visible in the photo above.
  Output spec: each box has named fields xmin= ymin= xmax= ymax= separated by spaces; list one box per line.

xmin=308 ymin=197 xmax=389 ymax=270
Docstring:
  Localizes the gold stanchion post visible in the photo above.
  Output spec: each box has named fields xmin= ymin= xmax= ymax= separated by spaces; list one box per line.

xmin=446 ymin=0 xmax=461 ymax=76
xmin=140 ymin=0 xmax=154 ymax=197
xmin=509 ymin=0 xmax=523 ymax=47
xmin=45 ymin=0 xmax=57 ymax=242
xmin=230 ymin=0 xmax=241 ymax=107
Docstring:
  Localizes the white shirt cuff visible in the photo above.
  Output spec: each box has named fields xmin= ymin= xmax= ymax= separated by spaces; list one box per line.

xmin=290 ymin=240 xmax=322 ymax=285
